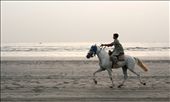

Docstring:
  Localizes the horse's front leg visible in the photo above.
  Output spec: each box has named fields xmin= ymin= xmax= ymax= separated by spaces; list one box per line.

xmin=107 ymin=68 xmax=114 ymax=88
xmin=93 ymin=68 xmax=104 ymax=84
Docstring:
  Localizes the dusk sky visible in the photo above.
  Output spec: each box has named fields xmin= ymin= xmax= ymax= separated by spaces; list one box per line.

xmin=1 ymin=1 xmax=169 ymax=43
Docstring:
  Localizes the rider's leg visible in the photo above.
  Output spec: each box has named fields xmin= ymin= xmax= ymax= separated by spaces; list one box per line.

xmin=110 ymin=55 xmax=118 ymax=68
xmin=118 ymin=52 xmax=125 ymax=61
xmin=112 ymin=56 xmax=118 ymax=64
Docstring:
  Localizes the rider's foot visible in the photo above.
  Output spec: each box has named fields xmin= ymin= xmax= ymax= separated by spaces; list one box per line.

xmin=112 ymin=64 xmax=118 ymax=68
xmin=112 ymin=61 xmax=118 ymax=68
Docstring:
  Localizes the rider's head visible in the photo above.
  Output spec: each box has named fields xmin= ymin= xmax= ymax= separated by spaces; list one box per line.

xmin=113 ymin=33 xmax=119 ymax=39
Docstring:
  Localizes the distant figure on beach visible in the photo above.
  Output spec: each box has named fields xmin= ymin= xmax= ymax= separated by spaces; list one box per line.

xmin=101 ymin=33 xmax=124 ymax=67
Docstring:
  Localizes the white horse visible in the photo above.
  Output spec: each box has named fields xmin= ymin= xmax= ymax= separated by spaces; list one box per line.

xmin=86 ymin=45 xmax=148 ymax=88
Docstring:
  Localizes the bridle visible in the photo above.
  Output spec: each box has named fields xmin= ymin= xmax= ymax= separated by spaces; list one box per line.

xmin=86 ymin=45 xmax=106 ymax=59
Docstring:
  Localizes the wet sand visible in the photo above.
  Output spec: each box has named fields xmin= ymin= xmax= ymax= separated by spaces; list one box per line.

xmin=1 ymin=58 xmax=170 ymax=102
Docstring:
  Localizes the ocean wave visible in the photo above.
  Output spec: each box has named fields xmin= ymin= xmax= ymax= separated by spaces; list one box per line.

xmin=124 ymin=47 xmax=170 ymax=51
xmin=1 ymin=46 xmax=169 ymax=52
xmin=1 ymin=46 xmax=88 ymax=52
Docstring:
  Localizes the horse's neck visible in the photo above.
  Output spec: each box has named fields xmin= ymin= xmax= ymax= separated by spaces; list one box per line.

xmin=96 ymin=48 xmax=110 ymax=63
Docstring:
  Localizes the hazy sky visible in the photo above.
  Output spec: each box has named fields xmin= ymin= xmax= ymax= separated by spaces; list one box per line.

xmin=1 ymin=1 xmax=169 ymax=43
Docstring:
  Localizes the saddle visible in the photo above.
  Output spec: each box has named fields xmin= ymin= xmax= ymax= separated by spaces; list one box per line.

xmin=108 ymin=50 xmax=125 ymax=61
xmin=118 ymin=54 xmax=125 ymax=61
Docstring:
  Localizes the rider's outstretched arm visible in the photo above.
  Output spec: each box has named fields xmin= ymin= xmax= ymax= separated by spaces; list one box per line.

xmin=101 ymin=43 xmax=113 ymax=47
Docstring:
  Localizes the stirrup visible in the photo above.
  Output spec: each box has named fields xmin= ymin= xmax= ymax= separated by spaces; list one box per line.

xmin=112 ymin=61 xmax=117 ymax=68
xmin=112 ymin=63 xmax=118 ymax=68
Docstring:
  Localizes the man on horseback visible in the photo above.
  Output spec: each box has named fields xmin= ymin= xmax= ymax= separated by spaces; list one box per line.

xmin=101 ymin=33 xmax=124 ymax=67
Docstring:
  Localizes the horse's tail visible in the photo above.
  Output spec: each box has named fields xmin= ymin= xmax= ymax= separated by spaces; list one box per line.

xmin=134 ymin=57 xmax=148 ymax=72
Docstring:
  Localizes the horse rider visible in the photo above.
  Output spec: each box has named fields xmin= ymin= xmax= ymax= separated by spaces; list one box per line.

xmin=101 ymin=33 xmax=125 ymax=67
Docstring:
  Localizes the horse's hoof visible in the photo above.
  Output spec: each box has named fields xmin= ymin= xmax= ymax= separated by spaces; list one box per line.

xmin=118 ymin=84 xmax=123 ymax=88
xmin=143 ymin=83 xmax=146 ymax=85
xmin=93 ymin=80 xmax=97 ymax=84
xmin=109 ymin=86 xmax=113 ymax=88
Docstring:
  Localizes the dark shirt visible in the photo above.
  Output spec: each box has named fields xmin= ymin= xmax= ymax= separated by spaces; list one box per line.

xmin=111 ymin=39 xmax=124 ymax=55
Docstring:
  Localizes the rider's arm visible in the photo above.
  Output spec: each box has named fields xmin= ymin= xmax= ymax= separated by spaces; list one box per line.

xmin=101 ymin=43 xmax=113 ymax=47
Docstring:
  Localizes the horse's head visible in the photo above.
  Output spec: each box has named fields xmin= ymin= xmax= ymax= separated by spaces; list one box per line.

xmin=86 ymin=45 xmax=98 ymax=59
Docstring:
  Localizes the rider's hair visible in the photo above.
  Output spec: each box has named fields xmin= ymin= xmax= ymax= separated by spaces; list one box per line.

xmin=113 ymin=33 xmax=119 ymax=38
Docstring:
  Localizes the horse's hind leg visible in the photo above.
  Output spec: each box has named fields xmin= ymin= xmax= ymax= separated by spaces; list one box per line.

xmin=118 ymin=66 xmax=128 ymax=88
xmin=128 ymin=69 xmax=146 ymax=85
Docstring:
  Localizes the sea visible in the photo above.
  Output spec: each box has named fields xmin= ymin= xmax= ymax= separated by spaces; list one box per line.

xmin=1 ymin=42 xmax=170 ymax=60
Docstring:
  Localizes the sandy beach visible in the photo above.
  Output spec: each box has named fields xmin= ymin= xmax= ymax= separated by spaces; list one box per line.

xmin=1 ymin=57 xmax=170 ymax=102
xmin=2 ymin=1 xmax=169 ymax=101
